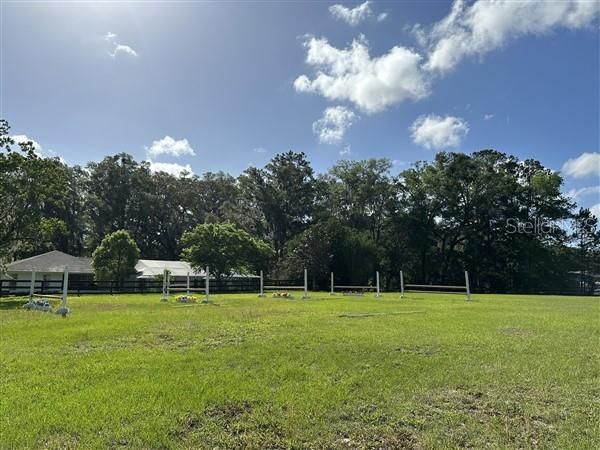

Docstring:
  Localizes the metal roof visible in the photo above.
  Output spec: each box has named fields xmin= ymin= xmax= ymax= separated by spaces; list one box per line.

xmin=135 ymin=259 xmax=202 ymax=278
xmin=6 ymin=251 xmax=258 ymax=279
xmin=6 ymin=250 xmax=93 ymax=274
xmin=135 ymin=260 xmax=259 ymax=279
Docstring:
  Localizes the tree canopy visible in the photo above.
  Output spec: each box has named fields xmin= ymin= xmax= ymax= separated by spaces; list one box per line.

xmin=2 ymin=119 xmax=597 ymax=294
xmin=181 ymin=223 xmax=274 ymax=279
xmin=92 ymin=229 xmax=140 ymax=284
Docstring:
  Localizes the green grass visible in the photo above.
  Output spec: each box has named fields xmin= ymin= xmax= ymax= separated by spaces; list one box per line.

xmin=1 ymin=292 xmax=598 ymax=449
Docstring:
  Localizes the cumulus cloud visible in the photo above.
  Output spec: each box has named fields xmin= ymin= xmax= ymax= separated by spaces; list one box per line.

xmin=147 ymin=136 xmax=195 ymax=158
xmin=377 ymin=12 xmax=388 ymax=22
xmin=294 ymin=35 xmax=428 ymax=113
xmin=418 ymin=0 xmax=600 ymax=73
xmin=148 ymin=161 xmax=194 ymax=177
xmin=11 ymin=134 xmax=42 ymax=152
xmin=567 ymin=185 xmax=600 ymax=200
xmin=590 ymin=204 xmax=600 ymax=219
xmin=329 ymin=1 xmax=373 ymax=26
xmin=296 ymin=1 xmax=599 ymax=115
xmin=561 ymin=152 xmax=600 ymax=178
xmin=312 ymin=106 xmax=358 ymax=144
xmin=104 ymin=31 xmax=138 ymax=58
xmin=410 ymin=114 xmax=469 ymax=150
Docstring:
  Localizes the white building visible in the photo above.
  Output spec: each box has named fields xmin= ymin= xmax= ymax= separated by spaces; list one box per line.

xmin=2 ymin=251 xmax=259 ymax=286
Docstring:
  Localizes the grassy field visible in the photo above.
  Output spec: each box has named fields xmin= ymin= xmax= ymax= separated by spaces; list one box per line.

xmin=0 ymin=292 xmax=598 ymax=449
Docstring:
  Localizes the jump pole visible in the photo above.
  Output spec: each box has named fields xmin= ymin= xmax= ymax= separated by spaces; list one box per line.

xmin=465 ymin=271 xmax=471 ymax=301
xmin=330 ymin=272 xmax=334 ymax=295
xmin=167 ymin=270 xmax=171 ymax=298
xmin=56 ymin=270 xmax=70 ymax=316
xmin=29 ymin=270 xmax=36 ymax=301
xmin=400 ymin=270 xmax=404 ymax=298
xmin=303 ymin=268 xmax=308 ymax=299
xmin=186 ymin=272 xmax=190 ymax=296
xmin=375 ymin=271 xmax=381 ymax=298
xmin=160 ymin=269 xmax=169 ymax=301
xmin=205 ymin=265 xmax=210 ymax=302
xmin=258 ymin=270 xmax=265 ymax=297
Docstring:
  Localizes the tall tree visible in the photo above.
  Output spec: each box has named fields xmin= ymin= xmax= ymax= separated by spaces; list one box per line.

xmin=92 ymin=229 xmax=140 ymax=285
xmin=239 ymin=151 xmax=315 ymax=256
xmin=181 ymin=223 xmax=274 ymax=279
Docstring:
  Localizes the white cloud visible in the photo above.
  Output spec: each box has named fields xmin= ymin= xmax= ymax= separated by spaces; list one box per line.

xmin=147 ymin=136 xmax=195 ymax=158
xmin=312 ymin=106 xmax=357 ymax=144
xmin=377 ymin=12 xmax=388 ymax=22
xmin=410 ymin=114 xmax=469 ymax=150
xmin=103 ymin=31 xmax=118 ymax=41
xmin=484 ymin=114 xmax=494 ymax=121
xmin=104 ymin=31 xmax=138 ymax=58
xmin=567 ymin=185 xmax=600 ymax=200
xmin=590 ymin=204 xmax=600 ymax=219
xmin=561 ymin=152 xmax=600 ymax=178
xmin=339 ymin=145 xmax=352 ymax=156
xmin=110 ymin=44 xmax=138 ymax=58
xmin=329 ymin=1 xmax=373 ymax=26
xmin=419 ymin=0 xmax=600 ymax=73
xmin=148 ymin=161 xmax=194 ymax=177
xmin=253 ymin=147 xmax=267 ymax=153
xmin=11 ymin=134 xmax=42 ymax=152
xmin=294 ymin=35 xmax=428 ymax=113
xmin=296 ymin=1 xmax=598 ymax=116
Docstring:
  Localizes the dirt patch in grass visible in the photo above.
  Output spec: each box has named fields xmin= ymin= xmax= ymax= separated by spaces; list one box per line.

xmin=413 ymin=387 xmax=560 ymax=448
xmin=171 ymin=401 xmax=288 ymax=449
xmin=332 ymin=430 xmax=418 ymax=450
xmin=330 ymin=403 xmax=419 ymax=449
xmin=205 ymin=400 xmax=253 ymax=424
xmin=40 ymin=431 xmax=80 ymax=450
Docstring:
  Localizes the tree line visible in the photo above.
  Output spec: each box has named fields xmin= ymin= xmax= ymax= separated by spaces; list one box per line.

xmin=1 ymin=119 xmax=598 ymax=293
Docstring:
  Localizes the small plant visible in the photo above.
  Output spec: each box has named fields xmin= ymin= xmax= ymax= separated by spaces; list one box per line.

xmin=176 ymin=295 xmax=197 ymax=303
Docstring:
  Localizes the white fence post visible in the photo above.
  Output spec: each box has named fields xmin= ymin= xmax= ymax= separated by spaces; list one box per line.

xmin=259 ymin=270 xmax=265 ymax=297
xmin=161 ymin=269 xmax=168 ymax=301
xmin=56 ymin=269 xmax=70 ymax=316
xmin=330 ymin=272 xmax=334 ymax=295
xmin=29 ymin=270 xmax=36 ymax=301
xmin=465 ymin=270 xmax=471 ymax=301
xmin=375 ymin=271 xmax=381 ymax=298
xmin=205 ymin=266 xmax=210 ymax=302
xmin=303 ymin=268 xmax=308 ymax=299
xmin=61 ymin=270 xmax=69 ymax=308
xmin=400 ymin=270 xmax=404 ymax=298
xmin=186 ymin=272 xmax=190 ymax=296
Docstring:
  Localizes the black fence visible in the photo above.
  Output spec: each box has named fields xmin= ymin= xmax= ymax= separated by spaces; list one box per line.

xmin=0 ymin=278 xmax=310 ymax=297
xmin=1 ymin=277 xmax=596 ymax=297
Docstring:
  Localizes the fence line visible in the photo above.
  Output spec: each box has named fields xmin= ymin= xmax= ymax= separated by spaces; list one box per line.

xmin=0 ymin=278 xmax=307 ymax=297
xmin=0 ymin=278 xmax=595 ymax=297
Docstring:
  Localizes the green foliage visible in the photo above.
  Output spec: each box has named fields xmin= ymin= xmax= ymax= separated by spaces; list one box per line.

xmin=2 ymin=118 xmax=596 ymax=293
xmin=181 ymin=223 xmax=274 ymax=279
xmin=92 ymin=229 xmax=140 ymax=282
xmin=0 ymin=119 xmax=73 ymax=261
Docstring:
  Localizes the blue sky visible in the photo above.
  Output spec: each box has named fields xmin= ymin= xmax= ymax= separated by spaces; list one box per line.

xmin=2 ymin=1 xmax=599 ymax=213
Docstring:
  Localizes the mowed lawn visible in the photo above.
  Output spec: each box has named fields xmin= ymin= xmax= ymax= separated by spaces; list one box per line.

xmin=0 ymin=292 xmax=598 ymax=449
